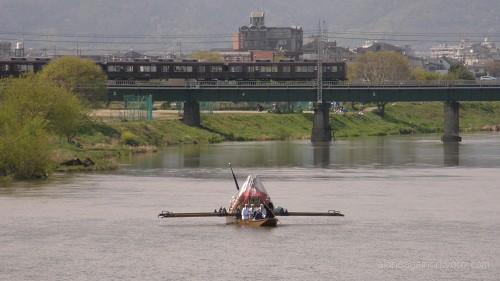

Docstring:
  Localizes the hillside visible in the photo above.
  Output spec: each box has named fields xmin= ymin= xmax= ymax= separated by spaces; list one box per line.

xmin=0 ymin=0 xmax=498 ymax=52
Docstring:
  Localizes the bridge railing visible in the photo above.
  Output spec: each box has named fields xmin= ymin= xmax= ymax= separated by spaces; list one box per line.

xmin=107 ymin=80 xmax=500 ymax=88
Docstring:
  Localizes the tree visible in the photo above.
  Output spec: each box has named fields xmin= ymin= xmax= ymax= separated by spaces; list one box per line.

xmin=0 ymin=75 xmax=89 ymax=178
xmin=411 ymin=68 xmax=442 ymax=81
xmin=39 ymin=56 xmax=107 ymax=105
xmin=349 ymin=51 xmax=411 ymax=83
xmin=1 ymin=75 xmax=87 ymax=141
xmin=0 ymin=117 xmax=52 ymax=179
xmin=446 ymin=64 xmax=475 ymax=80
xmin=486 ymin=61 xmax=500 ymax=77
xmin=190 ymin=51 xmax=223 ymax=62
xmin=349 ymin=51 xmax=411 ymax=116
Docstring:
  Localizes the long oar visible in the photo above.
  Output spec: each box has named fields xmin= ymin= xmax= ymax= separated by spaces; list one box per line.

xmin=228 ymin=162 xmax=240 ymax=191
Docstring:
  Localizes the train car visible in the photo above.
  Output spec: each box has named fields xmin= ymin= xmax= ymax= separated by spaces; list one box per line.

xmin=0 ymin=58 xmax=347 ymax=81
xmin=0 ymin=58 xmax=49 ymax=77
xmin=103 ymin=60 xmax=346 ymax=81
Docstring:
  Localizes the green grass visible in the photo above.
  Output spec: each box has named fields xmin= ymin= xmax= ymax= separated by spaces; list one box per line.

xmin=108 ymin=120 xmax=224 ymax=146
xmin=53 ymin=120 xmax=224 ymax=172
xmin=202 ymin=114 xmax=312 ymax=141
xmin=333 ymin=102 xmax=500 ymax=138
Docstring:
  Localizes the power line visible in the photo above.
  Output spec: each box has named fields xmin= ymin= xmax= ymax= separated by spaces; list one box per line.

xmin=2 ymin=29 xmax=500 ymax=40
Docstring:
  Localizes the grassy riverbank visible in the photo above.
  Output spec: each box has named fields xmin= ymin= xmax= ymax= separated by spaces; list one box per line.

xmin=51 ymin=102 xmax=500 ymax=174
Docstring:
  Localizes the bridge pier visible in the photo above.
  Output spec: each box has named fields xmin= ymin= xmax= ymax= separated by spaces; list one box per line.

xmin=183 ymin=101 xmax=201 ymax=127
xmin=311 ymin=102 xmax=332 ymax=143
xmin=442 ymin=101 xmax=462 ymax=143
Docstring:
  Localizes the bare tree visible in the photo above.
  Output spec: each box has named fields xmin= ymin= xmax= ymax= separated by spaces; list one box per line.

xmin=349 ymin=51 xmax=411 ymax=116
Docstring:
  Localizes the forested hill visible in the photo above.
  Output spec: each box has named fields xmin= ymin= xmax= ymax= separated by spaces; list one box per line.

xmin=1 ymin=0 xmax=498 ymax=50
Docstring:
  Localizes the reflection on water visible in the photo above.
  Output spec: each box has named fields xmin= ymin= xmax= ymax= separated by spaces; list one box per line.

xmin=127 ymin=133 xmax=499 ymax=171
xmin=443 ymin=142 xmax=460 ymax=167
xmin=313 ymin=143 xmax=331 ymax=167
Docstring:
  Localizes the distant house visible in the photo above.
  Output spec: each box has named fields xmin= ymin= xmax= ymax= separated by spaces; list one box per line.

xmin=302 ymin=39 xmax=355 ymax=62
xmin=108 ymin=50 xmax=154 ymax=62
xmin=423 ymin=57 xmax=454 ymax=74
xmin=355 ymin=41 xmax=407 ymax=55
xmin=213 ymin=50 xmax=253 ymax=62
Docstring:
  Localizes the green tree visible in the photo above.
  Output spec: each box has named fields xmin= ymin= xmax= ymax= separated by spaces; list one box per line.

xmin=349 ymin=51 xmax=411 ymax=116
xmin=39 ymin=56 xmax=107 ymax=105
xmin=411 ymin=68 xmax=442 ymax=81
xmin=0 ymin=117 xmax=52 ymax=179
xmin=446 ymin=64 xmax=475 ymax=80
xmin=0 ymin=75 xmax=88 ymax=179
xmin=190 ymin=51 xmax=223 ymax=62
xmin=1 ymin=75 xmax=87 ymax=141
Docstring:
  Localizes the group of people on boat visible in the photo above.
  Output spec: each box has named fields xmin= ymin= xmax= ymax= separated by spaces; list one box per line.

xmin=241 ymin=203 xmax=271 ymax=221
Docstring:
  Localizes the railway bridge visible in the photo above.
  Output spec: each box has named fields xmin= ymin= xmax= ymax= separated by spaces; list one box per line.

xmin=107 ymin=80 xmax=500 ymax=143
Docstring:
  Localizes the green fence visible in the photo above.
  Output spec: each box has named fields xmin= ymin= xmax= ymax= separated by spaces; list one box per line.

xmin=123 ymin=95 xmax=153 ymax=121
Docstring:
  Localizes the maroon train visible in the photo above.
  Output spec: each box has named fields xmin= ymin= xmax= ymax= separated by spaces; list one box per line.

xmin=0 ymin=58 xmax=347 ymax=81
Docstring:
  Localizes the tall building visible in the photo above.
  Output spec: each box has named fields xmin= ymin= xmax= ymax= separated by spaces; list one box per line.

xmin=235 ymin=12 xmax=303 ymax=58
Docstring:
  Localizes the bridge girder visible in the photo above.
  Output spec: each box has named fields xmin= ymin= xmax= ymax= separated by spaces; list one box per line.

xmin=107 ymin=87 xmax=500 ymax=103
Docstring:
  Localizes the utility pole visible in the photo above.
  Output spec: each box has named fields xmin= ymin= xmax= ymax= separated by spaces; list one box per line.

xmin=316 ymin=21 xmax=323 ymax=103
xmin=177 ymin=41 xmax=183 ymax=58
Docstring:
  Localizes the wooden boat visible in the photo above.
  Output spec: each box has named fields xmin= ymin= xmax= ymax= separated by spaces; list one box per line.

xmin=226 ymin=216 xmax=279 ymax=227
xmin=158 ymin=165 xmax=344 ymax=227
xmin=158 ymin=209 xmax=343 ymax=227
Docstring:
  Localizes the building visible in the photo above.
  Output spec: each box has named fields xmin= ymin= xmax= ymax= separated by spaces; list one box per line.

xmin=216 ymin=51 xmax=252 ymax=62
xmin=0 ymin=41 xmax=11 ymax=58
xmin=430 ymin=41 xmax=469 ymax=60
xmin=302 ymin=38 xmax=355 ymax=62
xmin=235 ymin=11 xmax=303 ymax=58
xmin=355 ymin=41 xmax=414 ymax=55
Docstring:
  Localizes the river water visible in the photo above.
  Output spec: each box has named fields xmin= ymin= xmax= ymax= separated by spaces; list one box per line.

xmin=1 ymin=133 xmax=499 ymax=281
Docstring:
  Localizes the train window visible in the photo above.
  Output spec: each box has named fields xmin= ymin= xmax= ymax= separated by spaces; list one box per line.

xmin=295 ymin=65 xmax=315 ymax=72
xmin=125 ymin=65 xmax=134 ymax=72
xmin=16 ymin=64 xmax=34 ymax=72
xmin=282 ymin=65 xmax=291 ymax=72
xmin=107 ymin=65 xmax=118 ymax=72
xmin=161 ymin=65 xmax=171 ymax=72
xmin=247 ymin=66 xmax=256 ymax=72
xmin=229 ymin=65 xmax=242 ymax=72
xmin=323 ymin=65 xmax=338 ymax=73
xmin=210 ymin=66 xmax=223 ymax=72
xmin=0 ymin=64 xmax=9 ymax=72
xmin=198 ymin=65 xmax=206 ymax=72
xmin=174 ymin=65 xmax=193 ymax=72
xmin=261 ymin=65 xmax=278 ymax=73
xmin=139 ymin=65 xmax=157 ymax=72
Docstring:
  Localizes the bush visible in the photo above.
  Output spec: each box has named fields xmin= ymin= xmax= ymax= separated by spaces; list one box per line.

xmin=0 ymin=117 xmax=52 ymax=179
xmin=121 ymin=131 xmax=140 ymax=146
xmin=0 ymin=75 xmax=87 ymax=179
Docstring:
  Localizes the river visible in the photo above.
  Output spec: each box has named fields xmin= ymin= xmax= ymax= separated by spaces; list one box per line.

xmin=1 ymin=133 xmax=499 ymax=280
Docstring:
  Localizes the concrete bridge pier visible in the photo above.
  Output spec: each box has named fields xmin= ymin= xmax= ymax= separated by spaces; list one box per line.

xmin=311 ymin=102 xmax=332 ymax=143
xmin=441 ymin=101 xmax=462 ymax=143
xmin=183 ymin=101 xmax=201 ymax=127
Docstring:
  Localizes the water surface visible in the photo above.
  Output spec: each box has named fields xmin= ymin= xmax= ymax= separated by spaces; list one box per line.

xmin=1 ymin=133 xmax=499 ymax=280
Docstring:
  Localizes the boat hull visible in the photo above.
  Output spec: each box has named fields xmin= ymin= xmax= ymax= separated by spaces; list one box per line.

xmin=226 ymin=217 xmax=278 ymax=227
